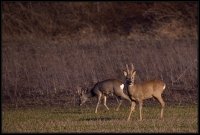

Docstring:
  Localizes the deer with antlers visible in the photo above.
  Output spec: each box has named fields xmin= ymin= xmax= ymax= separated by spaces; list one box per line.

xmin=77 ymin=79 xmax=131 ymax=113
xmin=123 ymin=64 xmax=166 ymax=121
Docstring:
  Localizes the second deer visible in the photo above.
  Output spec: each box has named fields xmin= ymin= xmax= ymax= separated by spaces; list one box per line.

xmin=77 ymin=79 xmax=131 ymax=113
xmin=124 ymin=64 xmax=166 ymax=121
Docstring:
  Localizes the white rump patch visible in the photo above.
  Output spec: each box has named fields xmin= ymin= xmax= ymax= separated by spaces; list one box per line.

xmin=163 ymin=84 xmax=166 ymax=90
xmin=120 ymin=84 xmax=124 ymax=90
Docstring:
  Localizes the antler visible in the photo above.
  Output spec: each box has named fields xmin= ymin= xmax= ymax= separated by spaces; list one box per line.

xmin=126 ymin=64 xmax=135 ymax=73
xmin=131 ymin=63 xmax=135 ymax=73
xmin=126 ymin=64 xmax=130 ymax=74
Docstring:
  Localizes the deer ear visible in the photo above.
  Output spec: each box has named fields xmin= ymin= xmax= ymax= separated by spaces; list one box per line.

xmin=123 ymin=71 xmax=128 ymax=77
xmin=76 ymin=86 xmax=82 ymax=95
xmin=81 ymin=90 xmax=85 ymax=95
xmin=133 ymin=71 xmax=136 ymax=76
xmin=84 ymin=88 xmax=87 ymax=93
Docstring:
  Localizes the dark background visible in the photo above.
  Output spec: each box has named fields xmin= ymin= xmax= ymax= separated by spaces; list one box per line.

xmin=2 ymin=2 xmax=198 ymax=108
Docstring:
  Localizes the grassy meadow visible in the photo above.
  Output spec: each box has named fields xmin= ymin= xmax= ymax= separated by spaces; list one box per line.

xmin=2 ymin=105 xmax=197 ymax=133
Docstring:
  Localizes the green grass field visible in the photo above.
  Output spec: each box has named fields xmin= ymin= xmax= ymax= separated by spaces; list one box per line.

xmin=2 ymin=105 xmax=198 ymax=133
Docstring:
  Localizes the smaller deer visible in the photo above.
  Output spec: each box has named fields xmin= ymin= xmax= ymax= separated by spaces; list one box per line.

xmin=77 ymin=79 xmax=131 ymax=113
xmin=124 ymin=64 xmax=166 ymax=121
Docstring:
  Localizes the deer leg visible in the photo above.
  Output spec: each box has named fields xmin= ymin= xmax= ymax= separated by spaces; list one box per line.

xmin=116 ymin=98 xmax=122 ymax=111
xmin=95 ymin=93 xmax=102 ymax=113
xmin=139 ymin=101 xmax=143 ymax=121
xmin=155 ymin=95 xmax=165 ymax=119
xmin=127 ymin=101 xmax=136 ymax=121
xmin=119 ymin=92 xmax=132 ymax=102
xmin=103 ymin=95 xmax=109 ymax=110
xmin=115 ymin=96 xmax=120 ymax=103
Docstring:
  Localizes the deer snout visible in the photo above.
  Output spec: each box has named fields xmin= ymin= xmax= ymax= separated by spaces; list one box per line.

xmin=79 ymin=101 xmax=85 ymax=106
xmin=126 ymin=79 xmax=132 ymax=85
xmin=79 ymin=101 xmax=84 ymax=106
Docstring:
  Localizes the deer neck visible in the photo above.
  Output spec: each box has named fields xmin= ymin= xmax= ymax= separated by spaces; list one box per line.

xmin=86 ymin=90 xmax=94 ymax=98
xmin=126 ymin=83 xmax=137 ymax=101
xmin=127 ymin=83 xmax=136 ymax=92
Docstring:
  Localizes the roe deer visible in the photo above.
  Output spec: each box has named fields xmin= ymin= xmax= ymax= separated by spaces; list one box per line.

xmin=124 ymin=64 xmax=166 ymax=121
xmin=77 ymin=79 xmax=131 ymax=113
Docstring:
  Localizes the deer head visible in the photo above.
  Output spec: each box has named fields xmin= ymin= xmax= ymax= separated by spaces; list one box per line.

xmin=77 ymin=86 xmax=88 ymax=106
xmin=123 ymin=63 xmax=136 ymax=85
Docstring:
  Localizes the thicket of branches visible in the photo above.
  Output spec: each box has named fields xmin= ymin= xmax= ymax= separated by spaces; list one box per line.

xmin=3 ymin=2 xmax=197 ymax=40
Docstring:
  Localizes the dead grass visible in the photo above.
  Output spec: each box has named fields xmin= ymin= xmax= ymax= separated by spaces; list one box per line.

xmin=2 ymin=36 xmax=197 ymax=107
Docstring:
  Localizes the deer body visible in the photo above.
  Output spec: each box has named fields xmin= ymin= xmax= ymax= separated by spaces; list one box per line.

xmin=124 ymin=64 xmax=166 ymax=121
xmin=77 ymin=79 xmax=131 ymax=113
xmin=127 ymin=80 xmax=165 ymax=101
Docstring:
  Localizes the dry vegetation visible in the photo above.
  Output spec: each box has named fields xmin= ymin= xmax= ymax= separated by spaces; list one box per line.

xmin=2 ymin=2 xmax=198 ymax=108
